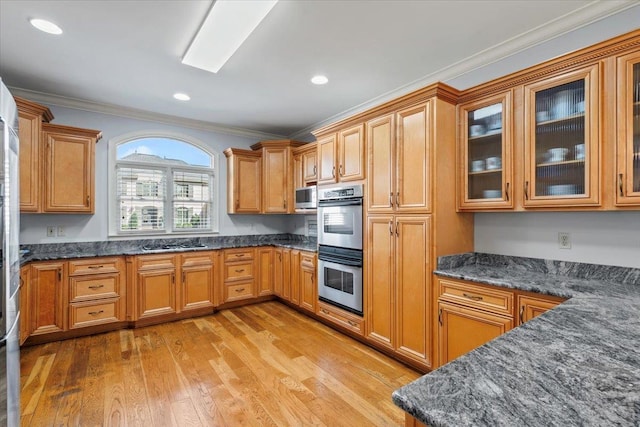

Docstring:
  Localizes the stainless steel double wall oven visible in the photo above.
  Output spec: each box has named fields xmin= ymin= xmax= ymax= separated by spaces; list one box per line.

xmin=317 ymin=184 xmax=363 ymax=315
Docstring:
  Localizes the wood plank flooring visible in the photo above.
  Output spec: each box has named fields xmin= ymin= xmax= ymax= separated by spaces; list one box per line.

xmin=20 ymin=302 xmax=420 ymax=426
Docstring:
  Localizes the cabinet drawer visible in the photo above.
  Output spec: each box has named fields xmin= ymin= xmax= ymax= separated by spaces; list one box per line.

xmin=438 ymin=279 xmax=513 ymax=316
xmin=69 ymin=299 xmax=122 ymax=329
xmin=300 ymin=252 xmax=316 ymax=268
xmin=181 ymin=252 xmax=214 ymax=267
xmin=224 ymin=249 xmax=254 ymax=262
xmin=137 ymin=254 xmax=177 ymax=270
xmin=68 ymin=257 xmax=122 ymax=276
xmin=224 ymin=281 xmax=255 ymax=302
xmin=70 ymin=274 xmax=120 ymax=302
xmin=317 ymin=302 xmax=364 ymax=336
xmin=224 ymin=261 xmax=254 ymax=281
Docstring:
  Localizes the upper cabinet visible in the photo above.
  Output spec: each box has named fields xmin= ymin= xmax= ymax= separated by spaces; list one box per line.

xmin=316 ymin=124 xmax=365 ymax=185
xmin=523 ymin=65 xmax=600 ymax=207
xmin=15 ymin=98 xmax=101 ymax=214
xmin=224 ymin=148 xmax=261 ymax=214
xmin=458 ymin=92 xmax=513 ymax=209
xmin=616 ymin=50 xmax=640 ymax=206
xmin=367 ymin=102 xmax=432 ymax=213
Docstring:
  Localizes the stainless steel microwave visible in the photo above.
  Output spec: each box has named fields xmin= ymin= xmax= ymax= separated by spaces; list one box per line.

xmin=295 ymin=185 xmax=316 ymax=209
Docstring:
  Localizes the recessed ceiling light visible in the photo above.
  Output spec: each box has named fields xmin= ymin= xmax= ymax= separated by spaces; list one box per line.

xmin=173 ymin=93 xmax=191 ymax=101
xmin=182 ymin=0 xmax=279 ymax=74
xmin=30 ymin=18 xmax=63 ymax=35
xmin=311 ymin=75 xmax=329 ymax=85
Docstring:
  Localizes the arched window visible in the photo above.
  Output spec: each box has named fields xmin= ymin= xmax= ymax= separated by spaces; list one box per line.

xmin=109 ymin=133 xmax=217 ymax=235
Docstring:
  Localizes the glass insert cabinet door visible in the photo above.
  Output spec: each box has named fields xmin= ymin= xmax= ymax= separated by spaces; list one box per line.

xmin=523 ymin=65 xmax=600 ymax=207
xmin=616 ymin=51 xmax=640 ymax=205
xmin=458 ymin=91 xmax=513 ymax=209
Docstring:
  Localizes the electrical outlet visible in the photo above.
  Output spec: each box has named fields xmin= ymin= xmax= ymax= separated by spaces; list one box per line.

xmin=46 ymin=226 xmax=56 ymax=237
xmin=558 ymin=232 xmax=571 ymax=249
xmin=57 ymin=226 xmax=66 ymax=237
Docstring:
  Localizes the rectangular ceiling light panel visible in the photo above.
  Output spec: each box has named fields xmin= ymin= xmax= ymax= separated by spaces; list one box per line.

xmin=182 ymin=0 xmax=278 ymax=73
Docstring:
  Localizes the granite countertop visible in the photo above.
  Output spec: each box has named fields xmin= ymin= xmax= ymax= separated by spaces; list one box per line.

xmin=392 ymin=252 xmax=640 ymax=426
xmin=20 ymin=233 xmax=317 ymax=264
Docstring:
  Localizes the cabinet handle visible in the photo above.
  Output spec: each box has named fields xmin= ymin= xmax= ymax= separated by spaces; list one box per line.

xmin=182 ymin=271 xmax=186 ymax=283
xmin=235 ymin=254 xmax=244 ymax=258
xmin=339 ymin=165 xmax=343 ymax=176
xmin=395 ymin=221 xmax=399 ymax=237
xmin=19 ymin=276 xmax=24 ymax=288
xmin=396 ymin=192 xmax=400 ymax=206
xmin=311 ymin=275 xmax=314 ymax=284
xmin=58 ymin=269 xmax=62 ymax=282
xmin=283 ymin=199 xmax=287 ymax=209
xmin=88 ymin=284 xmax=104 ymax=289
xmin=321 ymin=308 xmax=330 ymax=315
xmin=172 ymin=273 xmax=175 ymax=284
xmin=389 ymin=192 xmax=393 ymax=207
xmin=389 ymin=221 xmax=393 ymax=236
xmin=505 ymin=182 xmax=510 ymax=202
xmin=235 ymin=287 xmax=245 ymax=293
xmin=86 ymin=195 xmax=90 ymax=206
xmin=87 ymin=265 xmax=104 ymax=269
xmin=462 ymin=293 xmax=483 ymax=301
xmin=278 ymin=253 xmax=281 ymax=261
xmin=332 ymin=166 xmax=336 ymax=178
xmin=619 ymin=173 xmax=624 ymax=197
xmin=524 ymin=181 xmax=529 ymax=200
xmin=519 ymin=306 xmax=525 ymax=324
xmin=235 ymin=269 xmax=245 ymax=273
xmin=313 ymin=165 xmax=317 ymax=175
xmin=88 ymin=310 xmax=104 ymax=316
xmin=347 ymin=320 xmax=358 ymax=328
xmin=438 ymin=308 xmax=443 ymax=326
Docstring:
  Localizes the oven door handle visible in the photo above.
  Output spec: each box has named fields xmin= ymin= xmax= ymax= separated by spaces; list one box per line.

xmin=318 ymin=199 xmax=363 ymax=207
xmin=318 ymin=255 xmax=362 ymax=267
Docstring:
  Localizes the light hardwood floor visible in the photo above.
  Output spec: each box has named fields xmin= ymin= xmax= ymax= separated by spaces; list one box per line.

xmin=20 ymin=302 xmax=420 ymax=426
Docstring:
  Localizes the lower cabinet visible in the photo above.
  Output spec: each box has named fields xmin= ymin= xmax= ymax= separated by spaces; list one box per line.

xmin=222 ymin=248 xmax=256 ymax=303
xmin=317 ymin=301 xmax=364 ymax=335
xmin=135 ymin=255 xmax=178 ymax=319
xmin=299 ymin=251 xmax=317 ymax=313
xmin=516 ymin=294 xmax=564 ymax=325
xmin=29 ymin=261 xmax=66 ymax=336
xmin=257 ymin=247 xmax=274 ymax=297
xmin=180 ymin=252 xmax=217 ymax=312
xmin=19 ymin=265 xmax=31 ymax=344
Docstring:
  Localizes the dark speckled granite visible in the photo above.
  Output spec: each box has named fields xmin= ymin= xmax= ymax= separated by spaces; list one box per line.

xmin=393 ymin=253 xmax=640 ymax=427
xmin=20 ymin=234 xmax=316 ymax=263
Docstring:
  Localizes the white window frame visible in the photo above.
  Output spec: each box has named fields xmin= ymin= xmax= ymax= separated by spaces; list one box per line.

xmin=108 ymin=130 xmax=219 ymax=237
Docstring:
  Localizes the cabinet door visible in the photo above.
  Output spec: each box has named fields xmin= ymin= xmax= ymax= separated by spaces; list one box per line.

xmin=317 ymin=134 xmax=337 ymax=184
xmin=338 ymin=124 xmax=365 ymax=182
xmin=273 ymin=248 xmax=284 ymax=296
xmin=299 ymin=252 xmax=316 ymax=313
xmin=18 ymin=110 xmax=41 ymax=212
xmin=396 ymin=103 xmax=431 ymax=212
xmin=19 ymin=266 xmax=32 ymax=344
xmin=180 ymin=253 xmax=215 ymax=312
xmin=30 ymin=262 xmax=66 ymax=335
xmin=263 ymin=147 xmax=289 ymax=213
xmin=395 ymin=216 xmax=431 ymax=367
xmin=616 ymin=51 xmax=640 ymax=205
xmin=282 ymin=248 xmax=292 ymax=301
xmin=516 ymin=295 xmax=562 ymax=325
xmin=367 ymin=114 xmax=395 ymax=213
xmin=289 ymin=250 xmax=301 ymax=305
xmin=43 ymin=130 xmax=95 ymax=213
xmin=233 ymin=154 xmax=262 ymax=213
xmin=137 ymin=269 xmax=177 ymax=319
xmin=459 ymin=92 xmax=514 ymax=209
xmin=257 ymin=247 xmax=274 ymax=297
xmin=438 ymin=301 xmax=513 ymax=365
xmin=365 ymin=215 xmax=395 ymax=350
xmin=523 ymin=65 xmax=600 ymax=207
xmin=302 ymin=149 xmax=318 ymax=184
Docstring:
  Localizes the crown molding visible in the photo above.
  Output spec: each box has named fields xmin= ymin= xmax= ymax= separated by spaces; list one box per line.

xmin=289 ymin=0 xmax=638 ymax=140
xmin=8 ymin=87 xmax=287 ymax=141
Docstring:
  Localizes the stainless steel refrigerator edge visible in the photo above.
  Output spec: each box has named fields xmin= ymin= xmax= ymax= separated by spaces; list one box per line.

xmin=0 ymin=78 xmax=21 ymax=426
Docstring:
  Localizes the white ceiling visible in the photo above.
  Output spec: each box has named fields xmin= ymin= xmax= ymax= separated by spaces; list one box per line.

xmin=0 ymin=1 xmax=638 ymax=139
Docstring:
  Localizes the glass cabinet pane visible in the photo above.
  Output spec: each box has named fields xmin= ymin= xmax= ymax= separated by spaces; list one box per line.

xmin=533 ymin=79 xmax=586 ymax=197
xmin=633 ymin=63 xmax=640 ymax=193
xmin=467 ymin=103 xmax=503 ymax=200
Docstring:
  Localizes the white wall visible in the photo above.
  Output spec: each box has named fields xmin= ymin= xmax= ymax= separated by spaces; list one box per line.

xmin=475 ymin=212 xmax=640 ymax=268
xmin=20 ymin=105 xmax=289 ymax=243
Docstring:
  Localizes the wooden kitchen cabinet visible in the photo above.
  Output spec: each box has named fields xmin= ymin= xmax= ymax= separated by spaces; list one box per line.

xmin=367 ymin=103 xmax=432 ymax=213
xmin=523 ymin=64 xmax=601 ymax=207
xmin=42 ymin=123 xmax=101 ymax=213
xmin=135 ymin=255 xmax=177 ymax=319
xmin=29 ymin=261 xmax=66 ymax=336
xmin=316 ymin=124 xmax=365 ymax=185
xmin=180 ymin=252 xmax=216 ymax=312
xmin=299 ymin=251 xmax=317 ymax=313
xmin=222 ymin=248 xmax=256 ymax=303
xmin=366 ymin=215 xmax=432 ymax=368
xmin=272 ymin=247 xmax=291 ymax=301
xmin=15 ymin=97 xmax=53 ymax=212
xmin=438 ymin=301 xmax=513 ymax=365
xmin=616 ymin=50 xmax=640 ymax=205
xmin=289 ymin=250 xmax=301 ymax=305
xmin=257 ymin=247 xmax=274 ymax=297
xmin=224 ymin=148 xmax=262 ymax=213
xmin=19 ymin=265 xmax=31 ymax=345
xmin=516 ymin=293 xmax=564 ymax=325
xmin=68 ymin=257 xmax=125 ymax=329
xmin=458 ymin=91 xmax=514 ymax=210
xmin=293 ymin=142 xmax=318 ymax=187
